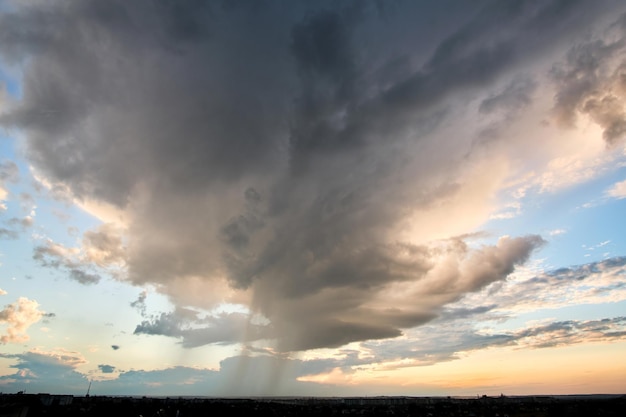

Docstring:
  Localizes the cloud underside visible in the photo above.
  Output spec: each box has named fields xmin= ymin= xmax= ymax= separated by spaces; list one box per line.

xmin=134 ymin=235 xmax=544 ymax=350
xmin=1 ymin=0 xmax=626 ymax=351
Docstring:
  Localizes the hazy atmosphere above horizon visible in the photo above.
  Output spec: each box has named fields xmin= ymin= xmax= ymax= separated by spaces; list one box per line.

xmin=1 ymin=0 xmax=626 ymax=397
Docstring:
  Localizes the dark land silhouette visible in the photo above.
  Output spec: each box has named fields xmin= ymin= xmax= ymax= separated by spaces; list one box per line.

xmin=1 ymin=393 xmax=625 ymax=417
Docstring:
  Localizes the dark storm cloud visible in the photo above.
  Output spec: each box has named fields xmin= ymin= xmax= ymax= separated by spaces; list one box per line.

xmin=138 ymin=235 xmax=544 ymax=350
xmin=0 ymin=0 xmax=621 ymax=351
xmin=479 ymin=77 xmax=537 ymax=114
xmin=286 ymin=0 xmax=600 ymax=170
xmin=259 ymin=236 xmax=545 ymax=351
xmin=550 ymin=16 xmax=626 ymax=145
xmin=0 ymin=0 xmax=294 ymax=206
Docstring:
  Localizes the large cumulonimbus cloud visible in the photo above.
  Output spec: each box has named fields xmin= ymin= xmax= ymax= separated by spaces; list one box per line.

xmin=0 ymin=0 xmax=623 ymax=351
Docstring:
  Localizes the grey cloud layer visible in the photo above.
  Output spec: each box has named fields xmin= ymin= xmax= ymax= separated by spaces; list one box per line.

xmin=0 ymin=349 xmax=346 ymax=397
xmin=134 ymin=308 xmax=272 ymax=348
xmin=0 ymin=0 xmax=623 ymax=351
xmin=2 ymin=313 xmax=624 ymax=395
xmin=363 ymin=315 xmax=626 ymax=370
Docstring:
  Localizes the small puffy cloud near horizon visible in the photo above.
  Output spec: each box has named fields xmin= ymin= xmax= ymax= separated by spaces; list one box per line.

xmin=0 ymin=296 xmax=44 ymax=344
xmin=607 ymin=179 xmax=626 ymax=199
xmin=1 ymin=0 xmax=626 ymax=396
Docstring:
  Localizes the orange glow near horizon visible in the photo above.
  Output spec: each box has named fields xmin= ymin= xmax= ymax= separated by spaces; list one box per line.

xmin=300 ymin=341 xmax=626 ymax=396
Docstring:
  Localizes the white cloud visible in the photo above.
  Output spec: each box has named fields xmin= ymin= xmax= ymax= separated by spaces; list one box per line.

xmin=0 ymin=297 xmax=44 ymax=344
xmin=548 ymin=229 xmax=567 ymax=236
xmin=607 ymin=179 xmax=626 ymax=199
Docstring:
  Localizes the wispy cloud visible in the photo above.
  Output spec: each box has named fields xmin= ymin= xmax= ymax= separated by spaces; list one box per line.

xmin=362 ymin=316 xmax=626 ymax=371
xmin=458 ymin=256 xmax=626 ymax=315
xmin=607 ymin=179 xmax=626 ymax=199
xmin=31 ymin=223 xmax=126 ymax=285
xmin=548 ymin=229 xmax=567 ymax=236
xmin=0 ymin=160 xmax=19 ymax=203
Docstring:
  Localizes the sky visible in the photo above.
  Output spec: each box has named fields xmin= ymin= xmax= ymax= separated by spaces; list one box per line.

xmin=1 ymin=0 xmax=626 ymax=398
